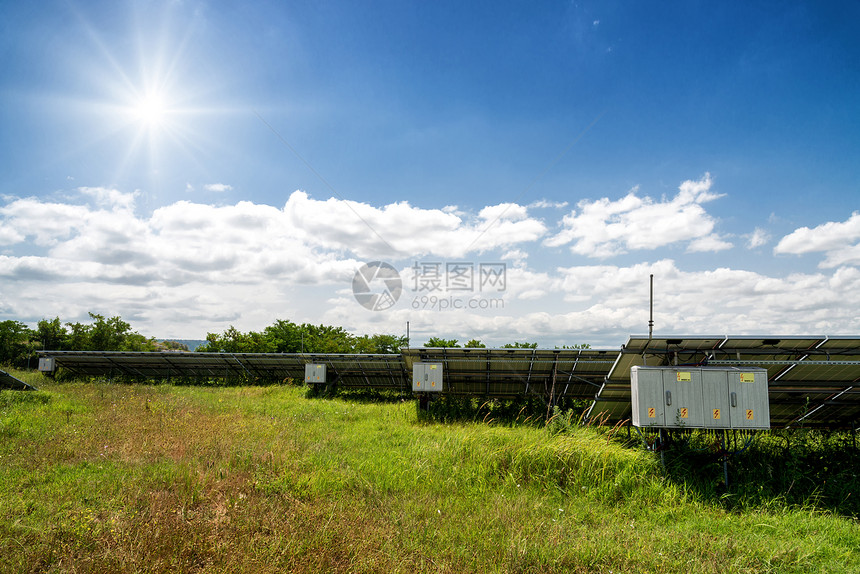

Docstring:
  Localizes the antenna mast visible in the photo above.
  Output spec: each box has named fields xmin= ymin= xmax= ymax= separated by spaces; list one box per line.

xmin=649 ymin=274 xmax=654 ymax=339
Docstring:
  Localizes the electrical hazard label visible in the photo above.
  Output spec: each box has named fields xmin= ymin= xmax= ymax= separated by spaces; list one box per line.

xmin=677 ymin=372 xmax=692 ymax=382
xmin=746 ymin=409 xmax=754 ymax=420
xmin=713 ymin=409 xmax=720 ymax=419
xmin=680 ymin=408 xmax=689 ymax=418
xmin=740 ymin=373 xmax=756 ymax=383
xmin=648 ymin=407 xmax=656 ymax=418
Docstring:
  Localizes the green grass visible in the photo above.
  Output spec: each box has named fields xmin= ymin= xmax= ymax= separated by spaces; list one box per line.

xmin=0 ymin=371 xmax=858 ymax=573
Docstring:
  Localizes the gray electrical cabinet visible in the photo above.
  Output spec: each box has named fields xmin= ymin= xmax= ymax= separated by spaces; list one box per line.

xmin=727 ymin=369 xmax=770 ymax=429
xmin=305 ymin=363 xmax=326 ymax=384
xmin=413 ymin=363 xmax=443 ymax=392
xmin=631 ymin=366 xmax=769 ymax=430
xmin=38 ymin=357 xmax=55 ymax=373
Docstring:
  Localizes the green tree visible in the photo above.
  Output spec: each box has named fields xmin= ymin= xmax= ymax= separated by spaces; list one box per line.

xmin=0 ymin=320 xmax=34 ymax=365
xmin=369 ymin=333 xmax=407 ymax=354
xmin=425 ymin=337 xmax=460 ymax=348
xmin=262 ymin=319 xmax=303 ymax=353
xmin=64 ymin=313 xmax=156 ymax=351
xmin=88 ymin=313 xmax=132 ymax=351
xmin=353 ymin=333 xmax=408 ymax=354
xmin=502 ymin=341 xmax=538 ymax=349
xmin=464 ymin=339 xmax=486 ymax=348
xmin=303 ymin=324 xmax=355 ymax=353
xmin=196 ymin=326 xmax=267 ymax=353
xmin=65 ymin=321 xmax=92 ymax=351
xmin=35 ymin=317 xmax=68 ymax=350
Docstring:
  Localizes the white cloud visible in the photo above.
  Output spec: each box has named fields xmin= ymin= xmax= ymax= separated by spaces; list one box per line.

xmin=204 ymin=183 xmax=233 ymax=192
xmin=529 ymin=199 xmax=569 ymax=209
xmin=544 ymin=174 xmax=730 ymax=257
xmin=746 ymin=227 xmax=770 ymax=249
xmin=79 ymin=186 xmax=138 ymax=210
xmin=4 ymin=183 xmax=860 ymax=343
xmin=282 ymin=192 xmax=546 ymax=259
xmin=775 ymin=212 xmax=860 ymax=268
xmin=687 ymin=235 xmax=733 ymax=253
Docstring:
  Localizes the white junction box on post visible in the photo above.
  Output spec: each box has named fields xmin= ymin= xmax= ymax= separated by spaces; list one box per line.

xmin=305 ymin=363 xmax=326 ymax=384
xmin=413 ymin=363 xmax=443 ymax=392
xmin=631 ymin=366 xmax=769 ymax=429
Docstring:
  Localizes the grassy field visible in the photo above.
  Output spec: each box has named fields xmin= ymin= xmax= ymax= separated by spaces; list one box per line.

xmin=1 ymin=371 xmax=858 ymax=573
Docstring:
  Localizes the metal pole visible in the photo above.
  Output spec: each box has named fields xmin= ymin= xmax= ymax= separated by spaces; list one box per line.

xmin=406 ymin=321 xmax=410 ymax=348
xmin=659 ymin=428 xmax=665 ymax=469
xmin=649 ymin=274 xmax=654 ymax=339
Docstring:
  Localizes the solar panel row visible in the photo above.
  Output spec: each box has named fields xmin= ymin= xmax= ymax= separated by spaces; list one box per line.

xmin=38 ymin=335 xmax=860 ymax=429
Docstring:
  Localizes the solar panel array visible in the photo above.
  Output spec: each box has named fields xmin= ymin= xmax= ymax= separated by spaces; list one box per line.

xmin=38 ymin=335 xmax=860 ymax=429
xmin=401 ymin=347 xmax=617 ymax=399
xmin=39 ymin=351 xmax=408 ymax=391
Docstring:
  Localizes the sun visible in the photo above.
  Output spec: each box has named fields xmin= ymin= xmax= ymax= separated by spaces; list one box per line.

xmin=131 ymin=91 xmax=168 ymax=129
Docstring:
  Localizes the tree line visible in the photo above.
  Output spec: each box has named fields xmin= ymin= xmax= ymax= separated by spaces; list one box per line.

xmin=195 ymin=320 xmax=407 ymax=354
xmin=0 ymin=313 xmax=588 ymax=368
xmin=0 ymin=313 xmax=163 ymax=367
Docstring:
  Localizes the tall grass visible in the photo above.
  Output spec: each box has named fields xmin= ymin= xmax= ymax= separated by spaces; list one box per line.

xmin=1 ymin=370 xmax=858 ymax=573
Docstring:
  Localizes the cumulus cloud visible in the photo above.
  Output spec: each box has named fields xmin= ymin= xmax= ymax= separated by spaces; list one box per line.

xmin=0 ymin=188 xmax=551 ymax=333
xmin=320 ymin=254 xmax=860 ymax=348
xmin=4 ymin=182 xmax=860 ymax=343
xmin=281 ymin=192 xmax=546 ymax=259
xmin=544 ymin=173 xmax=730 ymax=257
xmin=775 ymin=212 xmax=860 ymax=268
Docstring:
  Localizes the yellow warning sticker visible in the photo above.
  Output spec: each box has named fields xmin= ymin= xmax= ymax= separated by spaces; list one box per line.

xmin=713 ymin=409 xmax=721 ymax=420
xmin=430 ymin=365 xmax=437 ymax=370
xmin=680 ymin=408 xmax=689 ymax=418
xmin=648 ymin=407 xmax=656 ymax=418
xmin=746 ymin=409 xmax=754 ymax=420
xmin=740 ymin=373 xmax=755 ymax=383
xmin=677 ymin=372 xmax=692 ymax=382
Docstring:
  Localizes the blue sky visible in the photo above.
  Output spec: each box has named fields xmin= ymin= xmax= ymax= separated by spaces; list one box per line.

xmin=1 ymin=0 xmax=859 ymax=346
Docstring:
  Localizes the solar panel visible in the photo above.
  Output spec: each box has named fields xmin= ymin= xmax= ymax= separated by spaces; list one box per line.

xmin=0 ymin=369 xmax=38 ymax=391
